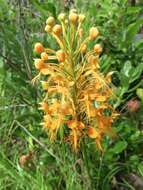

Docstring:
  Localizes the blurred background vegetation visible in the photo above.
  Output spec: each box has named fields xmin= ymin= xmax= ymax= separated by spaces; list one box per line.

xmin=0 ymin=0 xmax=143 ymax=189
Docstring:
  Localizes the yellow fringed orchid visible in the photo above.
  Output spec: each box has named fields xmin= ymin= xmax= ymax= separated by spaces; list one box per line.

xmin=32 ymin=10 xmax=118 ymax=152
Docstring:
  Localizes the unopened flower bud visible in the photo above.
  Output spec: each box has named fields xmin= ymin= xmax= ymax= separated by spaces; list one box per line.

xmin=34 ymin=43 xmax=44 ymax=53
xmin=81 ymin=44 xmax=87 ymax=53
xmin=79 ymin=28 xmax=84 ymax=37
xmin=53 ymin=24 xmax=62 ymax=35
xmin=46 ymin=16 xmax=55 ymax=26
xmin=41 ymin=52 xmax=48 ymax=60
xmin=56 ymin=50 xmax=65 ymax=62
xmin=94 ymin=44 xmax=102 ymax=54
xmin=78 ymin=14 xmax=85 ymax=23
xmin=69 ymin=13 xmax=78 ymax=24
xmin=58 ymin=13 xmax=66 ymax=21
xmin=89 ymin=27 xmax=99 ymax=40
xmin=45 ymin=25 xmax=52 ymax=33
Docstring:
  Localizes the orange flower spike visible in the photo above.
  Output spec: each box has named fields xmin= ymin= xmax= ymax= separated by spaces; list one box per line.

xmin=34 ymin=43 xmax=44 ymax=53
xmin=33 ymin=9 xmax=117 ymax=152
xmin=89 ymin=27 xmax=99 ymax=40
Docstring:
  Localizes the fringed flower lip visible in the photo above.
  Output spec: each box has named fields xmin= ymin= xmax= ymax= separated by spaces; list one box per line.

xmin=32 ymin=9 xmax=118 ymax=152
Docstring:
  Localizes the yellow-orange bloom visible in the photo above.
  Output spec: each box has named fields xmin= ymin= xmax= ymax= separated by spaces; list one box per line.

xmin=94 ymin=44 xmax=103 ymax=54
xmin=87 ymin=127 xmax=100 ymax=138
xmin=39 ymin=102 xmax=49 ymax=112
xmin=32 ymin=9 xmax=117 ymax=152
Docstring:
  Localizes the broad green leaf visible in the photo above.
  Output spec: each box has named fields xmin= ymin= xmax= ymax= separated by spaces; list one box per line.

xmin=136 ymin=88 xmax=143 ymax=102
xmin=123 ymin=18 xmax=143 ymax=46
xmin=33 ymin=1 xmax=56 ymax=18
xmin=111 ymin=141 xmax=127 ymax=154
xmin=135 ymin=39 xmax=143 ymax=49
xmin=121 ymin=61 xmax=132 ymax=78
xmin=126 ymin=6 xmax=142 ymax=15
xmin=138 ymin=163 xmax=143 ymax=177
xmin=130 ymin=63 xmax=143 ymax=83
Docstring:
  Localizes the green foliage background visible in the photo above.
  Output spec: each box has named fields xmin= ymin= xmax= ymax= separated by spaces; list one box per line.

xmin=0 ymin=0 xmax=143 ymax=189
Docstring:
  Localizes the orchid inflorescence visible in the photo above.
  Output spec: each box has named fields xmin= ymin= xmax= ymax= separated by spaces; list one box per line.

xmin=33 ymin=9 xmax=117 ymax=152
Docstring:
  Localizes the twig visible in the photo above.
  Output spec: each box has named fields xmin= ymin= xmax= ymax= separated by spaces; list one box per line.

xmin=96 ymin=154 xmax=104 ymax=190
xmin=15 ymin=120 xmax=62 ymax=164
xmin=0 ymin=53 xmax=21 ymax=71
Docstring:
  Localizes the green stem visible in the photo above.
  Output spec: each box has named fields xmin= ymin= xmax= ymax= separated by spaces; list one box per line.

xmin=96 ymin=154 xmax=104 ymax=190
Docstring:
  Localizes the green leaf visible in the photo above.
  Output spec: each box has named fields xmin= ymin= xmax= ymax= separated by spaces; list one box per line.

xmin=135 ymin=39 xmax=143 ymax=49
xmin=123 ymin=18 xmax=143 ymax=46
xmin=122 ymin=61 xmax=132 ymax=78
xmin=130 ymin=63 xmax=143 ymax=83
xmin=136 ymin=88 xmax=143 ymax=102
xmin=33 ymin=1 xmax=56 ymax=18
xmin=138 ymin=163 xmax=143 ymax=177
xmin=126 ymin=6 xmax=142 ymax=15
xmin=111 ymin=141 xmax=127 ymax=154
